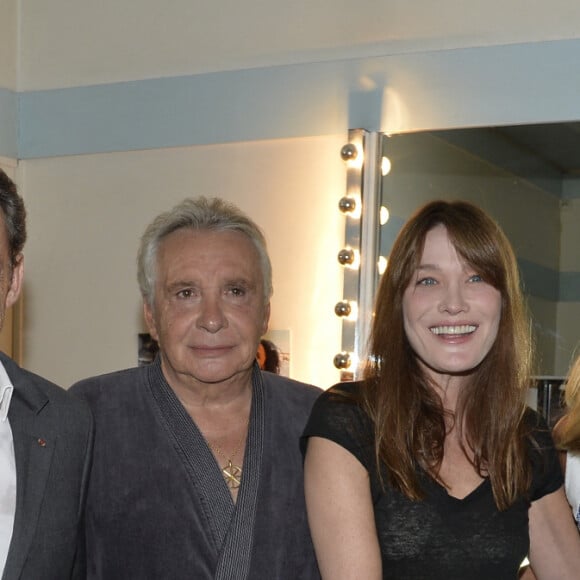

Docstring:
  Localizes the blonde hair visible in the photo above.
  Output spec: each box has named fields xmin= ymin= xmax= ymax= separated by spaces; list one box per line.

xmin=558 ymin=353 xmax=580 ymax=452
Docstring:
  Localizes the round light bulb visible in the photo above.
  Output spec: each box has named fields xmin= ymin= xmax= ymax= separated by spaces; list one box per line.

xmin=378 ymin=256 xmax=388 ymax=275
xmin=381 ymin=156 xmax=392 ymax=176
xmin=334 ymin=301 xmax=352 ymax=317
xmin=380 ymin=206 xmax=390 ymax=225
xmin=338 ymin=196 xmax=357 ymax=214
xmin=340 ymin=143 xmax=358 ymax=162
xmin=333 ymin=352 xmax=352 ymax=369
xmin=337 ymin=248 xmax=355 ymax=266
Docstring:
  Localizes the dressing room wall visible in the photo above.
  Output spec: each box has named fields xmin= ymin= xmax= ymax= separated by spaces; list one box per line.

xmin=4 ymin=0 xmax=580 ymax=386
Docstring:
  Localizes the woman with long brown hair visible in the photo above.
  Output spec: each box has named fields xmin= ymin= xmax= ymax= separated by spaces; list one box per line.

xmin=302 ymin=200 xmax=580 ymax=579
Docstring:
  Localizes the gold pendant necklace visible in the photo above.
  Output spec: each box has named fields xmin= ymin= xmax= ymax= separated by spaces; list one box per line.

xmin=210 ymin=425 xmax=248 ymax=490
xmin=221 ymin=459 xmax=243 ymax=489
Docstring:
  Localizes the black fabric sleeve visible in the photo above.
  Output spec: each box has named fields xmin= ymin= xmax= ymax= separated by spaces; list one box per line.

xmin=526 ymin=408 xmax=564 ymax=501
xmin=300 ymin=381 xmax=375 ymax=471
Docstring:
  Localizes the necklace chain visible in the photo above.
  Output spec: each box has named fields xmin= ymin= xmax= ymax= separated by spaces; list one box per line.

xmin=209 ymin=423 xmax=248 ymax=490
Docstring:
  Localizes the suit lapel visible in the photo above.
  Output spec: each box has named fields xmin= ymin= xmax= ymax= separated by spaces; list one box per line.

xmin=3 ymin=367 xmax=55 ymax=580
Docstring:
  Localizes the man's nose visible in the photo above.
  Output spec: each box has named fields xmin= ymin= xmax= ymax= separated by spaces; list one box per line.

xmin=196 ymin=296 xmax=227 ymax=332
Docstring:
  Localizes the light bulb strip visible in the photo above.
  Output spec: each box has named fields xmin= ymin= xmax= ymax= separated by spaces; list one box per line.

xmin=335 ymin=129 xmax=368 ymax=377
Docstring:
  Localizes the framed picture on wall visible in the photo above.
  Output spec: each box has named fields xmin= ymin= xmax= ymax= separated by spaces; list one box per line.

xmin=259 ymin=329 xmax=290 ymax=377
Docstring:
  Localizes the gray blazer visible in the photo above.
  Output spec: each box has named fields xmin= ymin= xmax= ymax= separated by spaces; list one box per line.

xmin=1 ymin=352 xmax=93 ymax=580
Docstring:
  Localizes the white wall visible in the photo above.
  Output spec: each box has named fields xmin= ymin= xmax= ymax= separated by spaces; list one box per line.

xmin=8 ymin=1 xmax=580 ymax=387
xmin=0 ymin=0 xmax=18 ymax=157
xmin=18 ymin=0 xmax=580 ymax=90
xmin=0 ymin=158 xmax=19 ymax=358
xmin=0 ymin=0 xmax=18 ymax=89
xmin=20 ymin=135 xmax=346 ymax=388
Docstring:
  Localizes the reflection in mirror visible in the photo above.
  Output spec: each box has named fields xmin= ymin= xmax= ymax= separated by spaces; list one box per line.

xmin=378 ymin=123 xmax=580 ymax=378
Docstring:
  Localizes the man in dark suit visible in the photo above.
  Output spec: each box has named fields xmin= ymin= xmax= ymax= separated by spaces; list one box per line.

xmin=0 ymin=168 xmax=93 ymax=580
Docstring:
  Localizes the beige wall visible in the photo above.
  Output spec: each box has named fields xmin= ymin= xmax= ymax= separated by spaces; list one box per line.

xmin=18 ymin=0 xmax=580 ymax=90
xmin=0 ymin=0 xmax=18 ymax=89
xmin=0 ymin=158 xmax=19 ymax=358
xmin=7 ymin=1 xmax=580 ymax=385
xmin=20 ymin=136 xmax=346 ymax=388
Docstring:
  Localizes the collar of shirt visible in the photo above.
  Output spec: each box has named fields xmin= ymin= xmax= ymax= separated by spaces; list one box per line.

xmin=0 ymin=361 xmax=13 ymax=422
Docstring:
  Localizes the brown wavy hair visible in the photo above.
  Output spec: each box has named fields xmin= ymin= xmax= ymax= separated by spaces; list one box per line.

xmin=362 ymin=200 xmax=533 ymax=510
xmin=557 ymin=354 xmax=580 ymax=453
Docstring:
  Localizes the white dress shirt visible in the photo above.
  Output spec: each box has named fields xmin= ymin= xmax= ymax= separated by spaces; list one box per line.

xmin=0 ymin=361 xmax=16 ymax=575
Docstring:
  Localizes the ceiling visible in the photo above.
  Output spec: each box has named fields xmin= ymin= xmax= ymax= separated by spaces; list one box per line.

xmin=432 ymin=121 xmax=580 ymax=186
xmin=492 ymin=122 xmax=580 ymax=176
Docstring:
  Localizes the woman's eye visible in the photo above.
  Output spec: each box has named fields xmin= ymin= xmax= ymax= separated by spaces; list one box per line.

xmin=469 ymin=274 xmax=483 ymax=283
xmin=417 ymin=277 xmax=437 ymax=286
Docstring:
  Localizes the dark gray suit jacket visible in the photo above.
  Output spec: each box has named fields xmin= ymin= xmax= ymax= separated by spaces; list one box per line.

xmin=1 ymin=352 xmax=93 ymax=580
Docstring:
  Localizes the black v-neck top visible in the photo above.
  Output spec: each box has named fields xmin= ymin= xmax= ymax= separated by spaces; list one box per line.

xmin=301 ymin=381 xmax=562 ymax=580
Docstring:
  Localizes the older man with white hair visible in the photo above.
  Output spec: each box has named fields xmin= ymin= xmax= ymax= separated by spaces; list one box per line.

xmin=72 ymin=196 xmax=321 ymax=580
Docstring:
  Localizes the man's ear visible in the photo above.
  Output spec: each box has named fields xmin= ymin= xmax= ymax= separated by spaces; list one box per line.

xmin=143 ymin=300 xmax=159 ymax=342
xmin=5 ymin=254 xmax=23 ymax=310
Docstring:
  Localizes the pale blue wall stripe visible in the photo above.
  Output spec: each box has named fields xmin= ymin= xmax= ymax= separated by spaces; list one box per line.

xmin=8 ymin=39 xmax=580 ymax=291
xmin=17 ymin=38 xmax=580 ymax=160
xmin=562 ymin=178 xmax=580 ymax=199
xmin=0 ymin=87 xmax=18 ymax=158
xmin=18 ymin=62 xmax=359 ymax=159
xmin=518 ymin=259 xmax=560 ymax=302
xmin=560 ymin=271 xmax=580 ymax=302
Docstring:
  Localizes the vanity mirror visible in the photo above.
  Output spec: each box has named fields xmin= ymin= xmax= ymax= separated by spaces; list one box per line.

xmin=336 ymin=123 xmax=580 ymax=383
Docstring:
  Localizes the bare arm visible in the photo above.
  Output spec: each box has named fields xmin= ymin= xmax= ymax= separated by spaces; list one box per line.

xmin=528 ymin=486 xmax=580 ymax=579
xmin=304 ymin=437 xmax=381 ymax=580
